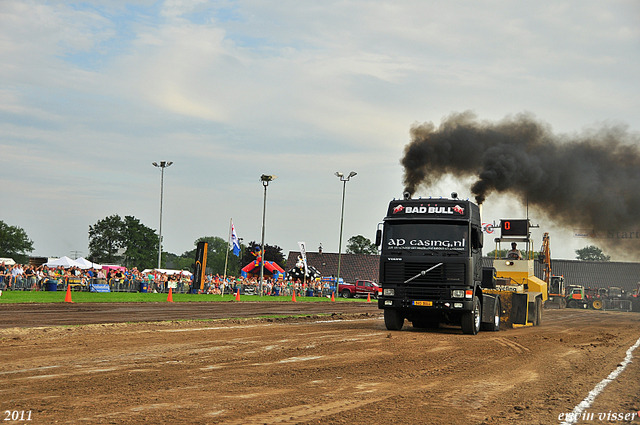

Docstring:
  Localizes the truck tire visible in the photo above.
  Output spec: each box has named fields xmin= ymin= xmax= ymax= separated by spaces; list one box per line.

xmin=567 ymin=299 xmax=577 ymax=309
xmin=341 ymin=289 xmax=351 ymax=298
xmin=481 ymin=299 xmax=500 ymax=332
xmin=461 ymin=296 xmax=481 ymax=335
xmin=384 ymin=309 xmax=404 ymax=331
xmin=591 ymin=299 xmax=603 ymax=310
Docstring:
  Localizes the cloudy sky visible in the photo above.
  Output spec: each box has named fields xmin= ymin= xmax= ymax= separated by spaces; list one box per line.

xmin=2 ymin=0 xmax=638 ymax=262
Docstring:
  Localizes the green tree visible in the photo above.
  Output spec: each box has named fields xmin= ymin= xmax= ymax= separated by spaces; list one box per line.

xmin=198 ymin=236 xmax=243 ymax=276
xmin=485 ymin=249 xmax=507 ymax=258
xmin=346 ymin=235 xmax=377 ymax=255
xmin=88 ymin=215 xmax=158 ymax=269
xmin=575 ymin=245 xmax=610 ymax=261
xmin=164 ymin=252 xmax=191 ymax=271
xmin=485 ymin=249 xmax=540 ymax=260
xmin=0 ymin=220 xmax=34 ymax=264
xmin=122 ymin=216 xmax=158 ymax=270
xmin=88 ymin=215 xmax=125 ymax=264
xmin=165 ymin=236 xmax=245 ymax=276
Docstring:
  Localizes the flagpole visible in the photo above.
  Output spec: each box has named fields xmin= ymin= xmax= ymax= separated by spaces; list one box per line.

xmin=222 ymin=218 xmax=232 ymax=297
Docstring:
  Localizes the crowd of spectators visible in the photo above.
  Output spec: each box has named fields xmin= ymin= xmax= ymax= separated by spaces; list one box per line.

xmin=0 ymin=261 xmax=335 ymax=297
xmin=206 ymin=275 xmax=334 ymax=297
xmin=0 ymin=261 xmax=191 ymax=293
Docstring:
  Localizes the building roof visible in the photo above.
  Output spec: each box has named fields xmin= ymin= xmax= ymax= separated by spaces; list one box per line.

xmin=286 ymin=251 xmax=379 ymax=283
xmin=483 ymin=257 xmax=640 ymax=292
xmin=284 ymin=251 xmax=640 ymax=292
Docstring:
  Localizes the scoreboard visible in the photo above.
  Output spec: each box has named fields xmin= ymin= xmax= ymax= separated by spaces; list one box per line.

xmin=500 ymin=219 xmax=529 ymax=237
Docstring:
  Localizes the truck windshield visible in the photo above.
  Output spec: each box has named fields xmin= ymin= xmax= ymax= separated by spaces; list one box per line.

xmin=382 ymin=222 xmax=468 ymax=253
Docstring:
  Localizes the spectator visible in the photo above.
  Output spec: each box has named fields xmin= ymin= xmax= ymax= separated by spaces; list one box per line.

xmin=11 ymin=264 xmax=24 ymax=290
xmin=23 ymin=266 xmax=36 ymax=290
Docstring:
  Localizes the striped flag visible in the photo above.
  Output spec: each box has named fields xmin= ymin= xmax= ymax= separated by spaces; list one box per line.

xmin=231 ymin=221 xmax=241 ymax=257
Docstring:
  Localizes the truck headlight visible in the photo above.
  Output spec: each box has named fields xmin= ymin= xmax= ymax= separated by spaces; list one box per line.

xmin=383 ymin=288 xmax=395 ymax=296
xmin=452 ymin=290 xmax=464 ymax=298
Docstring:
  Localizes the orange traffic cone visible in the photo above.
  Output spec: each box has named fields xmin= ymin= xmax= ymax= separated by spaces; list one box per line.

xmin=331 ymin=291 xmax=335 ymax=302
xmin=367 ymin=293 xmax=371 ymax=302
xmin=292 ymin=291 xmax=297 ymax=302
xmin=64 ymin=285 xmax=73 ymax=303
xmin=167 ymin=287 xmax=174 ymax=302
xmin=235 ymin=289 xmax=240 ymax=301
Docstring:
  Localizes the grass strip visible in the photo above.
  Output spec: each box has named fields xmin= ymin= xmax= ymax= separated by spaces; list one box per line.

xmin=0 ymin=291 xmax=368 ymax=304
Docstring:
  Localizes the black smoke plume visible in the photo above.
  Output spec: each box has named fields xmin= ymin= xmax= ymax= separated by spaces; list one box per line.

xmin=401 ymin=111 xmax=640 ymax=259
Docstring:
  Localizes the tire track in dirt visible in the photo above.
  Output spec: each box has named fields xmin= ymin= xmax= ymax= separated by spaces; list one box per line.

xmin=220 ymin=398 xmax=386 ymax=425
xmin=492 ymin=336 xmax=531 ymax=353
xmin=1 ymin=308 xmax=639 ymax=424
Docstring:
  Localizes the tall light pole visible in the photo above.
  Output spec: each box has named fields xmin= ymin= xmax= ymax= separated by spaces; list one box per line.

xmin=153 ymin=161 xmax=173 ymax=269
xmin=335 ymin=171 xmax=356 ymax=295
xmin=259 ymin=174 xmax=277 ymax=296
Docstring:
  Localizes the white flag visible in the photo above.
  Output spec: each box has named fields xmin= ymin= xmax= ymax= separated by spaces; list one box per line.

xmin=298 ymin=241 xmax=308 ymax=276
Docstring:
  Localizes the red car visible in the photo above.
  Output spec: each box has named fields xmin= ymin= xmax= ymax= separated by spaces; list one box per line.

xmin=338 ymin=280 xmax=379 ymax=299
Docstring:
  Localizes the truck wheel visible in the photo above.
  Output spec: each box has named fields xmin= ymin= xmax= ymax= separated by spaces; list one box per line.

xmin=341 ymin=289 xmax=351 ymax=298
xmin=481 ymin=299 xmax=500 ymax=332
xmin=461 ymin=296 xmax=481 ymax=335
xmin=567 ymin=299 xmax=577 ymax=309
xmin=591 ymin=299 xmax=603 ymax=310
xmin=384 ymin=309 xmax=404 ymax=331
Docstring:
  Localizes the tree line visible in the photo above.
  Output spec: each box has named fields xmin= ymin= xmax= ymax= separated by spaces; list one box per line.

xmin=0 ymin=216 xmax=377 ymax=275
xmin=87 ymin=215 xmax=289 ymax=275
xmin=6 ymin=216 xmax=610 ymax=272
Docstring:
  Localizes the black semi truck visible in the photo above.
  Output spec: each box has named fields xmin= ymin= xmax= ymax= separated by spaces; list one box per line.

xmin=376 ymin=193 xmax=500 ymax=334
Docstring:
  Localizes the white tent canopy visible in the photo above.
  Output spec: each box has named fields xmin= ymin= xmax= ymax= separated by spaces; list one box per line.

xmin=44 ymin=256 xmax=81 ymax=269
xmin=74 ymin=257 xmax=102 ymax=270
xmin=142 ymin=268 xmax=193 ymax=276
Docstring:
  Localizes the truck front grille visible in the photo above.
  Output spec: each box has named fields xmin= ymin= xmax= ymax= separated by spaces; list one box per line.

xmin=402 ymin=286 xmax=448 ymax=299
xmin=384 ymin=262 xmax=465 ymax=285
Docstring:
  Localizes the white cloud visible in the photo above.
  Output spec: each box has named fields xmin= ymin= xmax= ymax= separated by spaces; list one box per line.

xmin=0 ymin=0 xmax=638 ymax=259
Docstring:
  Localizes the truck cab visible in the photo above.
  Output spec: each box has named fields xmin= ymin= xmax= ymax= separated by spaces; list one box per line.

xmin=376 ymin=194 xmax=487 ymax=334
xmin=546 ymin=275 xmax=567 ymax=308
xmin=566 ymin=285 xmax=589 ymax=309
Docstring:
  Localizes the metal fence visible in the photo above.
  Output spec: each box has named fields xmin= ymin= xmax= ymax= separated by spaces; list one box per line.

xmin=227 ymin=284 xmax=334 ymax=298
xmin=602 ymin=299 xmax=633 ymax=312
xmin=0 ymin=277 xmax=194 ymax=294
xmin=0 ymin=277 xmax=337 ymax=297
xmin=0 ymin=276 xmax=40 ymax=291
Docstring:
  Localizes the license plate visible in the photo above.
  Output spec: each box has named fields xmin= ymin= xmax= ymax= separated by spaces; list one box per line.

xmin=413 ymin=300 xmax=433 ymax=306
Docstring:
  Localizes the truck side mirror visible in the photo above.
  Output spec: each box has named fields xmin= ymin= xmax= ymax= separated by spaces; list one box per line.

xmin=375 ymin=229 xmax=382 ymax=246
xmin=472 ymin=228 xmax=483 ymax=249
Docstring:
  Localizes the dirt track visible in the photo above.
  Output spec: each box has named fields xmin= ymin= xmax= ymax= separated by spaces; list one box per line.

xmin=0 ymin=301 xmax=377 ymax=328
xmin=1 ymin=303 xmax=639 ymax=424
